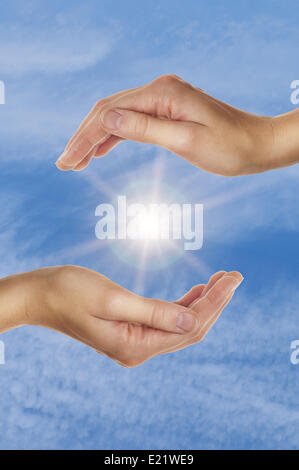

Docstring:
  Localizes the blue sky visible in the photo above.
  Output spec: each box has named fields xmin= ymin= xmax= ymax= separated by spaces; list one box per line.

xmin=0 ymin=0 xmax=299 ymax=450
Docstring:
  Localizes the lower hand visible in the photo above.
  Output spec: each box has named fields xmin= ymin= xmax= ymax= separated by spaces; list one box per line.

xmin=0 ymin=266 xmax=243 ymax=367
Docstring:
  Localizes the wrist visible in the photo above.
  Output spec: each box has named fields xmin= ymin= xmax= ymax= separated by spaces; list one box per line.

xmin=271 ymin=110 xmax=299 ymax=169
xmin=21 ymin=267 xmax=61 ymax=329
xmin=238 ymin=114 xmax=277 ymax=174
xmin=244 ymin=111 xmax=299 ymax=174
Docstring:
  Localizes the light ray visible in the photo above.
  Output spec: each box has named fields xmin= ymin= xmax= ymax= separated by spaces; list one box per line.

xmin=164 ymin=238 xmax=211 ymax=279
xmin=204 ymin=180 xmax=263 ymax=210
xmin=133 ymin=240 xmax=149 ymax=295
xmin=81 ymin=167 xmax=117 ymax=200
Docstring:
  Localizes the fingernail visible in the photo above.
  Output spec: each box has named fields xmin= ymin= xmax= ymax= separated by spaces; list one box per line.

xmin=101 ymin=109 xmax=123 ymax=130
xmin=176 ymin=311 xmax=197 ymax=333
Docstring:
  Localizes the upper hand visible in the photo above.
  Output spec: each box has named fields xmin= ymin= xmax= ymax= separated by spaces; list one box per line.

xmin=56 ymin=74 xmax=276 ymax=176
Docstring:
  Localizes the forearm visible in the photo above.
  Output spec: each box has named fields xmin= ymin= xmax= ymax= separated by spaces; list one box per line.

xmin=0 ymin=273 xmax=30 ymax=333
xmin=0 ymin=269 xmax=54 ymax=334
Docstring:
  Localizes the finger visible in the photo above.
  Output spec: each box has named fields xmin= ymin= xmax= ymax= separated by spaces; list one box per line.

xmin=72 ymin=148 xmax=95 ymax=171
xmin=56 ymin=117 xmax=110 ymax=170
xmin=72 ymin=136 xmax=123 ymax=171
xmin=198 ymin=290 xmax=234 ymax=340
xmin=193 ymin=270 xmax=226 ymax=302
xmin=140 ymin=271 xmax=244 ymax=359
xmin=175 ymin=284 xmax=205 ymax=307
xmin=56 ymin=87 xmax=141 ymax=170
xmin=156 ymin=289 xmax=235 ymax=358
xmin=99 ymin=107 xmax=204 ymax=157
xmin=99 ymin=288 xmax=200 ymax=335
xmin=93 ymin=135 xmax=124 ymax=157
xmin=176 ymin=271 xmax=226 ymax=307
xmin=138 ymin=272 xmax=227 ymax=360
xmin=142 ymin=271 xmax=229 ymax=357
xmin=195 ymin=271 xmax=243 ymax=339
xmin=192 ymin=271 xmax=243 ymax=332
xmin=65 ymin=87 xmax=140 ymax=151
xmin=168 ymin=271 xmax=229 ymax=352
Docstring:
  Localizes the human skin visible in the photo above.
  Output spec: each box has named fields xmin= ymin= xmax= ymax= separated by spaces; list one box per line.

xmin=56 ymin=74 xmax=299 ymax=175
xmin=0 ymin=266 xmax=242 ymax=367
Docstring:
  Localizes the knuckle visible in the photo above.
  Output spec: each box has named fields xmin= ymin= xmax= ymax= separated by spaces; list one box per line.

xmin=148 ymin=300 xmax=163 ymax=329
xmin=152 ymin=74 xmax=180 ymax=89
xmin=134 ymin=114 xmax=150 ymax=139
xmin=53 ymin=265 xmax=77 ymax=285
xmin=156 ymin=74 xmax=180 ymax=84
xmin=103 ymin=290 xmax=124 ymax=319
xmin=113 ymin=324 xmax=143 ymax=368
xmin=94 ymin=98 xmax=106 ymax=113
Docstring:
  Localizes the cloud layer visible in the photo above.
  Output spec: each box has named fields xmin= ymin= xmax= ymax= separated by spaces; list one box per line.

xmin=0 ymin=0 xmax=299 ymax=450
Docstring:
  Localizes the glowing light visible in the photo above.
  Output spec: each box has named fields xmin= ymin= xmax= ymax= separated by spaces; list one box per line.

xmin=131 ymin=209 xmax=163 ymax=239
xmin=75 ymin=163 xmax=212 ymax=281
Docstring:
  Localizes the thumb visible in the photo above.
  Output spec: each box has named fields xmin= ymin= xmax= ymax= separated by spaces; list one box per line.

xmin=99 ymin=107 xmax=198 ymax=155
xmin=138 ymin=297 xmax=200 ymax=334
xmin=104 ymin=290 xmax=199 ymax=335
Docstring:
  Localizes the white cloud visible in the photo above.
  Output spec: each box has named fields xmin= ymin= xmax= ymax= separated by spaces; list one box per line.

xmin=0 ymin=14 xmax=119 ymax=76
xmin=0 ymin=9 xmax=298 ymax=450
xmin=1 ymin=15 xmax=298 ymax=154
xmin=128 ymin=17 xmax=299 ymax=113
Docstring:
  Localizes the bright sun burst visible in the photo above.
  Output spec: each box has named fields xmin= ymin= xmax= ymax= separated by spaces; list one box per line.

xmin=133 ymin=210 xmax=162 ymax=239
xmin=71 ymin=159 xmax=212 ymax=295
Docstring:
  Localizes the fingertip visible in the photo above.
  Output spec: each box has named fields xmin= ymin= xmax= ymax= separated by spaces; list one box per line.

xmin=72 ymin=166 xmax=84 ymax=172
xmin=226 ymin=271 xmax=244 ymax=285
xmin=214 ymin=270 xmax=227 ymax=276
xmin=55 ymin=160 xmax=72 ymax=171
xmin=72 ymin=161 xmax=88 ymax=171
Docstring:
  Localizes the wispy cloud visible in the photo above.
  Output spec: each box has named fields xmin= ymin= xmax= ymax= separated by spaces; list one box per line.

xmin=0 ymin=2 xmax=299 ymax=451
xmin=0 ymin=13 xmax=119 ymax=76
xmin=1 ymin=283 xmax=298 ymax=450
xmin=127 ymin=16 xmax=299 ymax=113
